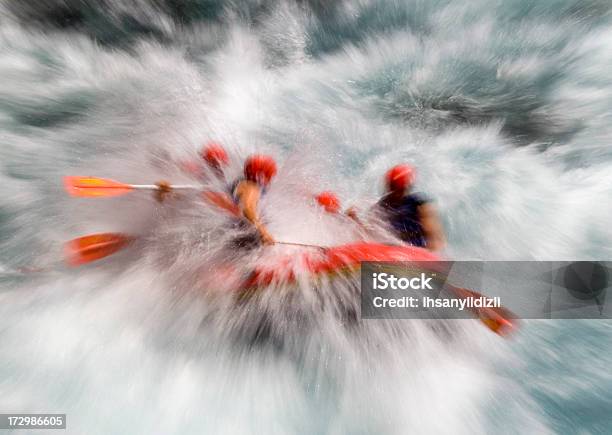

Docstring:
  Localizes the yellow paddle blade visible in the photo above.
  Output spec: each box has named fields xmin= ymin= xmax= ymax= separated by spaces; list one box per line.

xmin=64 ymin=176 xmax=134 ymax=198
xmin=65 ymin=233 xmax=133 ymax=266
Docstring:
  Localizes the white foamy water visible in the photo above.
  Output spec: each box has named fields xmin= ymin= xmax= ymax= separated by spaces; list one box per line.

xmin=1 ymin=1 xmax=611 ymax=433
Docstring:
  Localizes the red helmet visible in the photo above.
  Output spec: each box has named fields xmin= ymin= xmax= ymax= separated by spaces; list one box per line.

xmin=244 ymin=154 xmax=277 ymax=186
xmin=385 ymin=164 xmax=415 ymax=192
xmin=315 ymin=191 xmax=341 ymax=214
xmin=201 ymin=142 xmax=229 ymax=169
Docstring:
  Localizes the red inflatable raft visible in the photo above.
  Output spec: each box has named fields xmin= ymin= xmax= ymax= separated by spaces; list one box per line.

xmin=240 ymin=242 xmax=440 ymax=290
xmin=239 ymin=242 xmax=516 ymax=336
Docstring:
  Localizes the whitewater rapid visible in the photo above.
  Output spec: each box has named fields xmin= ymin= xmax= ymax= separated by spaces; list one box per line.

xmin=1 ymin=1 xmax=611 ymax=434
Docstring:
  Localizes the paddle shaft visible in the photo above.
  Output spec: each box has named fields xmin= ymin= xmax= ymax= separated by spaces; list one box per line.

xmin=126 ymin=184 xmax=199 ymax=190
xmin=277 ymin=241 xmax=327 ymax=250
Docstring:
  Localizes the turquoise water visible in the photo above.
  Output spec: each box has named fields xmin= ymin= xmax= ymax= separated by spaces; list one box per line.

xmin=0 ymin=1 xmax=611 ymax=434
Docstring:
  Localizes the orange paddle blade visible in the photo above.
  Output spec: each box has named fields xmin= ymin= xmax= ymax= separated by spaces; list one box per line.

xmin=64 ymin=176 xmax=134 ymax=198
xmin=65 ymin=233 xmax=133 ymax=266
xmin=202 ymin=190 xmax=240 ymax=216
xmin=478 ymin=307 xmax=517 ymax=336
xmin=453 ymin=287 xmax=518 ymax=336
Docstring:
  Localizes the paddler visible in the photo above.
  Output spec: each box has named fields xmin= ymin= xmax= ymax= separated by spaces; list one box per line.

xmin=156 ymin=142 xmax=231 ymax=203
xmin=314 ymin=191 xmax=378 ymax=244
xmin=347 ymin=164 xmax=446 ymax=251
xmin=200 ymin=142 xmax=229 ymax=181
xmin=230 ymin=154 xmax=277 ymax=246
xmin=181 ymin=141 xmax=229 ymax=181
xmin=315 ymin=191 xmax=363 ymax=224
xmin=377 ymin=164 xmax=445 ymax=251
xmin=314 ymin=191 xmax=342 ymax=214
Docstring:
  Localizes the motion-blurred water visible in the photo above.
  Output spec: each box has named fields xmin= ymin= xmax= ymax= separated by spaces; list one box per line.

xmin=0 ymin=1 xmax=611 ymax=433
